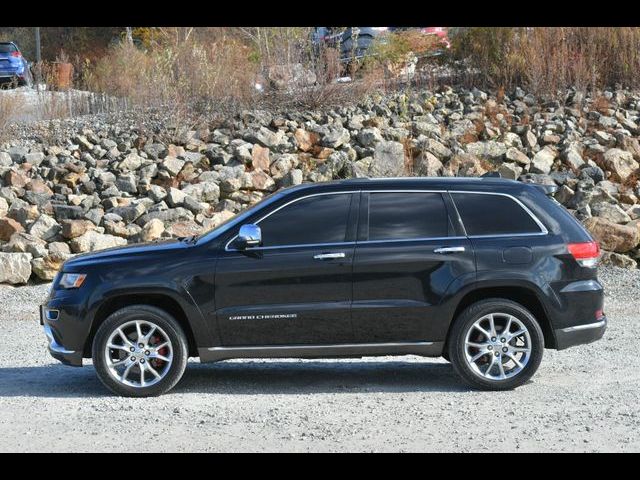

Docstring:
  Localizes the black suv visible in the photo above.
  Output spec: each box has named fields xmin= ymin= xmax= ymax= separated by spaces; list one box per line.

xmin=40 ymin=177 xmax=607 ymax=396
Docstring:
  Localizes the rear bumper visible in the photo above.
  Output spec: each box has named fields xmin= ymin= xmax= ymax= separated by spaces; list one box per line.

xmin=554 ymin=317 xmax=607 ymax=350
xmin=0 ymin=68 xmax=24 ymax=77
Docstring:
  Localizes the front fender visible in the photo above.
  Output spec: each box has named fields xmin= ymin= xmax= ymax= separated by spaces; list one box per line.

xmin=85 ymin=278 xmax=215 ymax=350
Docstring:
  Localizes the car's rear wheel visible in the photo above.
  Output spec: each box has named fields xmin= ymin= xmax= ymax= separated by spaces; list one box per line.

xmin=19 ymin=72 xmax=33 ymax=88
xmin=92 ymin=305 xmax=188 ymax=397
xmin=448 ymin=299 xmax=544 ymax=390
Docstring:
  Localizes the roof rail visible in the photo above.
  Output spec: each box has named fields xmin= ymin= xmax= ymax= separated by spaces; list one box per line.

xmin=481 ymin=171 xmax=502 ymax=179
xmin=532 ymin=183 xmax=558 ymax=196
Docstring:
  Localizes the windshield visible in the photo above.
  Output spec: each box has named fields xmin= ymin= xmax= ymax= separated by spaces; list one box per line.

xmin=196 ymin=189 xmax=285 ymax=242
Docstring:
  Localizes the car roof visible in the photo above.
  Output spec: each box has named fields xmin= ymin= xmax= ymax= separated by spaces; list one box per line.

xmin=279 ymin=176 xmax=533 ymax=195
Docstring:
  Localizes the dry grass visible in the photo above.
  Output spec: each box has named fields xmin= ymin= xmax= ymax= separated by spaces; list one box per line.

xmin=592 ymin=95 xmax=612 ymax=115
xmin=451 ymin=27 xmax=640 ymax=95
xmin=86 ymin=37 xmax=260 ymax=116
xmin=82 ymin=29 xmax=380 ymax=122
xmin=0 ymin=91 xmax=25 ymax=141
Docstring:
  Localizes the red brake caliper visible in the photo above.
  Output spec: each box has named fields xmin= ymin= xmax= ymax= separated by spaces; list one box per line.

xmin=151 ymin=335 xmax=168 ymax=368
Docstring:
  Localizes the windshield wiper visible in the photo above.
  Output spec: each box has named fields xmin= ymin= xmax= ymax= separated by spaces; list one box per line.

xmin=179 ymin=234 xmax=199 ymax=244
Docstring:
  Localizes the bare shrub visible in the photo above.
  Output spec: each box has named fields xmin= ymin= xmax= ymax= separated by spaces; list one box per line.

xmin=86 ymin=27 xmax=380 ymax=118
xmin=450 ymin=27 xmax=640 ymax=95
xmin=0 ymin=92 xmax=25 ymax=140
xmin=363 ymin=30 xmax=441 ymax=89
xmin=88 ymin=35 xmax=260 ymax=120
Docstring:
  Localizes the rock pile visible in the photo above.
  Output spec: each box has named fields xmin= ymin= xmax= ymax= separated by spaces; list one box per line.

xmin=1 ymin=85 xmax=640 ymax=283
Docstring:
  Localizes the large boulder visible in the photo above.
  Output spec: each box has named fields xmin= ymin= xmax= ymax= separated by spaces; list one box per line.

xmin=181 ymin=182 xmax=220 ymax=203
xmin=583 ymin=217 xmax=640 ymax=253
xmin=28 ymin=215 xmax=61 ymax=241
xmin=61 ymin=219 xmax=96 ymax=239
xmin=603 ymin=148 xmax=639 ymax=181
xmin=69 ymin=231 xmax=127 ymax=253
xmin=369 ymin=141 xmax=406 ymax=177
xmin=414 ymin=151 xmax=443 ymax=177
xmin=251 ymin=144 xmax=271 ymax=170
xmin=165 ymin=220 xmax=203 ymax=238
xmin=118 ymin=152 xmax=143 ymax=171
xmin=3 ymin=232 xmax=46 ymax=254
xmin=356 ymin=128 xmax=383 ymax=148
xmin=52 ymin=204 xmax=85 ymax=221
xmin=110 ymin=202 xmax=147 ymax=223
xmin=0 ymin=218 xmax=24 ymax=241
xmin=140 ymin=219 xmax=165 ymax=242
xmin=293 ymin=129 xmax=319 ymax=152
xmin=530 ymin=146 xmax=557 ymax=174
xmin=201 ymin=210 xmax=235 ymax=230
xmin=590 ymin=202 xmax=632 ymax=224
xmin=322 ymin=127 xmax=350 ymax=149
xmin=31 ymin=253 xmax=71 ymax=281
xmin=267 ymin=63 xmax=316 ymax=90
xmin=245 ymin=126 xmax=284 ymax=149
xmin=505 ymin=147 xmax=530 ymax=165
xmin=0 ymin=252 xmax=33 ymax=284
xmin=162 ymin=157 xmax=186 ymax=176
xmin=600 ymin=251 xmax=637 ymax=269
xmin=136 ymin=207 xmax=194 ymax=227
xmin=465 ymin=141 xmax=506 ymax=161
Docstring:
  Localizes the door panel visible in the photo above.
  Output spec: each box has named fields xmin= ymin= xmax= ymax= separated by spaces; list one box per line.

xmin=214 ymin=191 xmax=359 ymax=346
xmin=352 ymin=238 xmax=474 ymax=342
xmin=215 ymin=245 xmax=355 ymax=345
xmin=351 ymin=191 xmax=475 ymax=343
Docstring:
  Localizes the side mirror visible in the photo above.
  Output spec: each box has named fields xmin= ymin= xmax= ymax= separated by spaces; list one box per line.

xmin=235 ymin=224 xmax=262 ymax=250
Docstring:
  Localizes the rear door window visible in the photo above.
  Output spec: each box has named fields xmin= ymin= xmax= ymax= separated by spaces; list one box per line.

xmin=451 ymin=192 xmax=543 ymax=236
xmin=368 ymin=192 xmax=450 ymax=241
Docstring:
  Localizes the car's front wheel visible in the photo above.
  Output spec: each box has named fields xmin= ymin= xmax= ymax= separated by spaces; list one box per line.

xmin=448 ymin=299 xmax=544 ymax=390
xmin=92 ymin=305 xmax=188 ymax=397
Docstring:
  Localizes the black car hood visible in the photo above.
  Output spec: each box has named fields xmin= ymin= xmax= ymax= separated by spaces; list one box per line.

xmin=63 ymin=238 xmax=191 ymax=269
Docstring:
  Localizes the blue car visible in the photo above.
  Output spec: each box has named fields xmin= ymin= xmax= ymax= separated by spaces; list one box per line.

xmin=0 ymin=42 xmax=33 ymax=87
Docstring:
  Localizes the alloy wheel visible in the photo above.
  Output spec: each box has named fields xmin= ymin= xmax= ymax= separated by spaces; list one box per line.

xmin=463 ymin=312 xmax=532 ymax=381
xmin=104 ymin=320 xmax=174 ymax=388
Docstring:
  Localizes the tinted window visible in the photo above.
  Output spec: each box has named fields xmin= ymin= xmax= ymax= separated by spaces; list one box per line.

xmin=0 ymin=44 xmax=17 ymax=53
xmin=368 ymin=192 xmax=449 ymax=241
xmin=258 ymin=193 xmax=353 ymax=247
xmin=452 ymin=193 xmax=542 ymax=236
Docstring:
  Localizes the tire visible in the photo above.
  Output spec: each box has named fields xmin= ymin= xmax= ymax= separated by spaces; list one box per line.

xmin=92 ymin=305 xmax=188 ymax=397
xmin=448 ymin=299 xmax=544 ymax=391
xmin=20 ymin=72 xmax=33 ymax=88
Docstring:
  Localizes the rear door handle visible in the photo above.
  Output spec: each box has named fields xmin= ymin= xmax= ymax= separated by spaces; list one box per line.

xmin=433 ymin=246 xmax=466 ymax=254
xmin=313 ymin=252 xmax=346 ymax=260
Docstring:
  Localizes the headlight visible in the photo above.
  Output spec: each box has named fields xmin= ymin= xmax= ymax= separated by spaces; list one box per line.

xmin=58 ymin=273 xmax=87 ymax=289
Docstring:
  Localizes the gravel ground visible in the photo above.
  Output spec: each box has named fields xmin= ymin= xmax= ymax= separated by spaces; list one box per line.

xmin=0 ymin=266 xmax=638 ymax=452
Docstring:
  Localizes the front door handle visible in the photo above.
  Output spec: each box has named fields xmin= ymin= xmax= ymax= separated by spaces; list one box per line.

xmin=433 ymin=246 xmax=466 ymax=254
xmin=313 ymin=252 xmax=346 ymax=260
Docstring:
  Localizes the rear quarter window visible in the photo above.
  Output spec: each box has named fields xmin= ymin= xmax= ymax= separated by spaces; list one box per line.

xmin=451 ymin=192 xmax=543 ymax=236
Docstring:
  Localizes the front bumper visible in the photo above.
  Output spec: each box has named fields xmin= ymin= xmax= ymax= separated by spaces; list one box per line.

xmin=554 ymin=317 xmax=607 ymax=350
xmin=40 ymin=304 xmax=84 ymax=367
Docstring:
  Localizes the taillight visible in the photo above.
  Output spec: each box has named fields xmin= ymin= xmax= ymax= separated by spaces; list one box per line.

xmin=10 ymin=51 xmax=21 ymax=58
xmin=567 ymin=241 xmax=600 ymax=268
